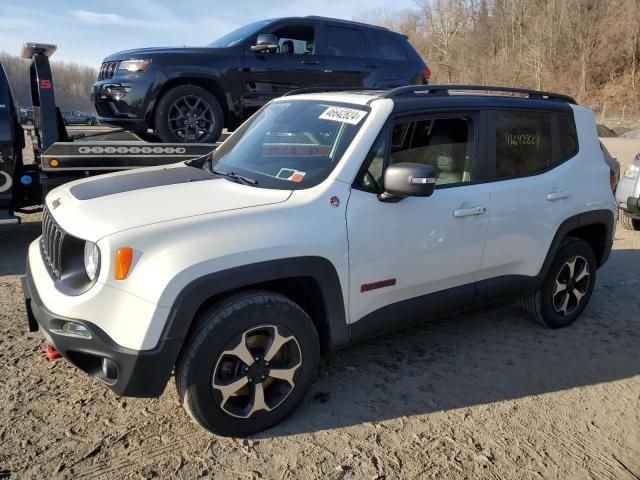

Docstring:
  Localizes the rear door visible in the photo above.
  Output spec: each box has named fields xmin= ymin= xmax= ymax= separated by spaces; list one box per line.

xmin=477 ymin=108 xmax=580 ymax=299
xmin=364 ymin=30 xmax=421 ymax=87
xmin=242 ymin=22 xmax=324 ymax=112
xmin=316 ymin=25 xmax=374 ymax=87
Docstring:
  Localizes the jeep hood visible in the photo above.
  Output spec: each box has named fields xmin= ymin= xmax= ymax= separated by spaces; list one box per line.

xmin=104 ymin=46 xmax=228 ymax=61
xmin=45 ymin=164 xmax=292 ymax=241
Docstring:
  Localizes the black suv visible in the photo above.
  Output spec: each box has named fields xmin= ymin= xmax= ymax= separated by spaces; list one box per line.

xmin=91 ymin=16 xmax=429 ymax=143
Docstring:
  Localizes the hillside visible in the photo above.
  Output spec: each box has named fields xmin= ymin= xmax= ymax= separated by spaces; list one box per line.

xmin=0 ymin=52 xmax=96 ymax=112
xmin=356 ymin=0 xmax=640 ymax=124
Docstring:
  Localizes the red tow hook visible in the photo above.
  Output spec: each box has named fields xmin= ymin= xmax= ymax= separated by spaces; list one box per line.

xmin=45 ymin=345 xmax=62 ymax=361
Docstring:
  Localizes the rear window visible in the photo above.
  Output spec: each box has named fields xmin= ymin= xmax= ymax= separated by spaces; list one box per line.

xmin=324 ymin=26 xmax=367 ymax=57
xmin=558 ymin=112 xmax=578 ymax=160
xmin=494 ymin=111 xmax=552 ymax=178
xmin=490 ymin=109 xmax=579 ymax=180
xmin=367 ymin=32 xmax=408 ymax=61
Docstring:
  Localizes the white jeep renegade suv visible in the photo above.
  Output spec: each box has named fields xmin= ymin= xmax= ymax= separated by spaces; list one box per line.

xmin=23 ymin=85 xmax=617 ymax=436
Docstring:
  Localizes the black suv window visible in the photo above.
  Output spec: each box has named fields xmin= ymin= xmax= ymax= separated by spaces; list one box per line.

xmin=271 ymin=24 xmax=315 ymax=55
xmin=493 ymin=111 xmax=552 ymax=178
xmin=367 ymin=32 xmax=408 ymax=61
xmin=323 ymin=26 xmax=367 ymax=57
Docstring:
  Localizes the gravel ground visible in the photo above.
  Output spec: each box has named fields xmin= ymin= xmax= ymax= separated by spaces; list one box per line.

xmin=0 ymin=139 xmax=638 ymax=479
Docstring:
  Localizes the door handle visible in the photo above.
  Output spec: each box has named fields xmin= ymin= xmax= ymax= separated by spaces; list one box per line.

xmin=546 ymin=190 xmax=571 ymax=201
xmin=453 ymin=205 xmax=487 ymax=218
xmin=364 ymin=63 xmax=379 ymax=69
xmin=301 ymin=60 xmax=319 ymax=65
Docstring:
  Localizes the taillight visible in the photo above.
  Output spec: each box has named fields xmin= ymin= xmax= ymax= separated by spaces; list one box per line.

xmin=609 ymin=169 xmax=617 ymax=191
xmin=421 ymin=67 xmax=431 ymax=84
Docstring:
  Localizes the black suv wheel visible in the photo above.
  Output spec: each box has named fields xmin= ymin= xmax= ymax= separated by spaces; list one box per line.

xmin=154 ymin=85 xmax=224 ymax=143
xmin=176 ymin=291 xmax=320 ymax=436
xmin=523 ymin=238 xmax=597 ymax=328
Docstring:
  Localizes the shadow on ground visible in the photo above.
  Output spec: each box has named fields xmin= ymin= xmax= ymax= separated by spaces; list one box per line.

xmin=0 ymin=217 xmax=40 ymax=276
xmin=260 ymin=248 xmax=640 ymax=437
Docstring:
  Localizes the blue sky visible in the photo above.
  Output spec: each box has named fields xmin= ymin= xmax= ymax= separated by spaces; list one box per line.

xmin=0 ymin=0 xmax=416 ymax=68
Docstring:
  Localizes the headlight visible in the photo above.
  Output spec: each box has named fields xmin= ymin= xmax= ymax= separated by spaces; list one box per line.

xmin=84 ymin=241 xmax=101 ymax=281
xmin=624 ymin=163 xmax=639 ymax=180
xmin=118 ymin=59 xmax=150 ymax=72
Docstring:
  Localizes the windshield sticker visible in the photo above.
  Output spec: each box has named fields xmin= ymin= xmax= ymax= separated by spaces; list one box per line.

xmin=319 ymin=106 xmax=367 ymax=125
xmin=276 ymin=168 xmax=306 ymax=183
xmin=263 ymin=144 xmax=330 ymax=157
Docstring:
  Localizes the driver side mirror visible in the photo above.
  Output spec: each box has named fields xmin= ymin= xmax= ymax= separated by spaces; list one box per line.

xmin=251 ymin=34 xmax=279 ymax=53
xmin=379 ymin=163 xmax=436 ymax=202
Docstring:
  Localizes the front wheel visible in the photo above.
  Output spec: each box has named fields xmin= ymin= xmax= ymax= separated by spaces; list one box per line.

xmin=154 ymin=85 xmax=224 ymax=143
xmin=523 ymin=238 xmax=597 ymax=329
xmin=176 ymin=291 xmax=320 ymax=436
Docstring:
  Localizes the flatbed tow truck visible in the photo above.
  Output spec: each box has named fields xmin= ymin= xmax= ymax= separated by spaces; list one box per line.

xmin=0 ymin=43 xmax=217 ymax=225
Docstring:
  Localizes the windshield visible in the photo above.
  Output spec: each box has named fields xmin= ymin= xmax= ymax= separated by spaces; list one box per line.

xmin=208 ymin=100 xmax=370 ymax=189
xmin=207 ymin=20 xmax=274 ymax=48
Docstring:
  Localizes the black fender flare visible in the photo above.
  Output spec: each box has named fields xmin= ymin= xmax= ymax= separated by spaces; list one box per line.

xmin=145 ymin=67 xmax=230 ymax=121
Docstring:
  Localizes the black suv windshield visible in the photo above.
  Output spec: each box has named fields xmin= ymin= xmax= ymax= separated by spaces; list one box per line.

xmin=209 ymin=100 xmax=370 ymax=189
xmin=208 ymin=20 xmax=274 ymax=48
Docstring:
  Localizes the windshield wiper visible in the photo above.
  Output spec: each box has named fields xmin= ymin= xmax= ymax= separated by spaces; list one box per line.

xmin=212 ymin=168 xmax=258 ymax=185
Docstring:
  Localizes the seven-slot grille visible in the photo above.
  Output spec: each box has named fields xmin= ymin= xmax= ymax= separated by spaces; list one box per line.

xmin=98 ymin=61 xmax=119 ymax=80
xmin=40 ymin=207 xmax=66 ymax=279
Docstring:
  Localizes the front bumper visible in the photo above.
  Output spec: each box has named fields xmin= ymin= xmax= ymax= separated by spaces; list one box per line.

xmin=621 ymin=196 xmax=640 ymax=217
xmin=22 ymin=263 xmax=179 ymax=397
xmin=91 ymin=79 xmax=149 ymax=131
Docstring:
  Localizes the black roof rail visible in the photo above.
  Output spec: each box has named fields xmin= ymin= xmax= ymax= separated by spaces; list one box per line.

xmin=382 ymin=84 xmax=577 ymax=104
xmin=304 ymin=15 xmax=392 ymax=31
xmin=282 ymin=86 xmax=384 ymax=97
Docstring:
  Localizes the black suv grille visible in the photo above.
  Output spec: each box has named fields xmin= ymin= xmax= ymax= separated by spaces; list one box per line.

xmin=98 ymin=61 xmax=119 ymax=80
xmin=41 ymin=207 xmax=66 ymax=279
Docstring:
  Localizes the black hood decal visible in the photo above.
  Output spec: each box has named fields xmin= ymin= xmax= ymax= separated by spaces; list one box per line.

xmin=70 ymin=165 xmax=218 ymax=200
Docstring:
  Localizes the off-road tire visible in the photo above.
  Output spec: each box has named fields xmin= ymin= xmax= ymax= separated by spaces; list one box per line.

xmin=522 ymin=237 xmax=597 ymax=329
xmin=154 ymin=85 xmax=223 ymax=143
xmin=620 ymin=213 xmax=640 ymax=231
xmin=175 ymin=291 xmax=320 ymax=436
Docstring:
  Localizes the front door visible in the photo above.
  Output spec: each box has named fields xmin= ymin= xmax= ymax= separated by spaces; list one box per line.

xmin=346 ymin=112 xmax=491 ymax=331
xmin=242 ymin=22 xmax=324 ymax=113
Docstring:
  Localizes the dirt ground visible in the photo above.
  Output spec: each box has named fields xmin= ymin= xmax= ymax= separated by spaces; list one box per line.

xmin=0 ymin=138 xmax=638 ymax=479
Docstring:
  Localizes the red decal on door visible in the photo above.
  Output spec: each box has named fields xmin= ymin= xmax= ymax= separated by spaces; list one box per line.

xmin=40 ymin=79 xmax=52 ymax=89
xmin=360 ymin=278 xmax=396 ymax=293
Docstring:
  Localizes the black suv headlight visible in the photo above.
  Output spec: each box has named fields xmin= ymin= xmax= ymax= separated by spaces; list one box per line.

xmin=84 ymin=241 xmax=101 ymax=281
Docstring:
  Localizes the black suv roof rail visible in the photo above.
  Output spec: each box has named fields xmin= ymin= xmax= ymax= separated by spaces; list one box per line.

xmin=382 ymin=84 xmax=577 ymax=104
xmin=282 ymin=86 xmax=385 ymax=97
xmin=304 ymin=15 xmax=392 ymax=32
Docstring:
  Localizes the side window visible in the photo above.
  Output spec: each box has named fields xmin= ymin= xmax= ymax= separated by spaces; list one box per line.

xmin=354 ymin=131 xmax=387 ymax=193
xmin=367 ymin=32 xmax=408 ymax=61
xmin=493 ymin=111 xmax=552 ymax=178
xmin=390 ymin=116 xmax=476 ymax=186
xmin=558 ymin=112 xmax=578 ymax=160
xmin=271 ymin=25 xmax=315 ymax=55
xmin=323 ymin=26 xmax=367 ymax=57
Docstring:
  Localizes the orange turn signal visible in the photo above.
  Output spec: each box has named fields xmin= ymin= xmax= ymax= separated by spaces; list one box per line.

xmin=115 ymin=247 xmax=133 ymax=280
xmin=49 ymin=158 xmax=59 ymax=168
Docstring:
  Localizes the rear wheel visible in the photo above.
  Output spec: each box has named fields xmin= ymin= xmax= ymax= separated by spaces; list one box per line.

xmin=176 ymin=291 xmax=320 ymax=436
xmin=523 ymin=238 xmax=597 ymax=328
xmin=154 ymin=85 xmax=223 ymax=143
xmin=620 ymin=212 xmax=640 ymax=231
